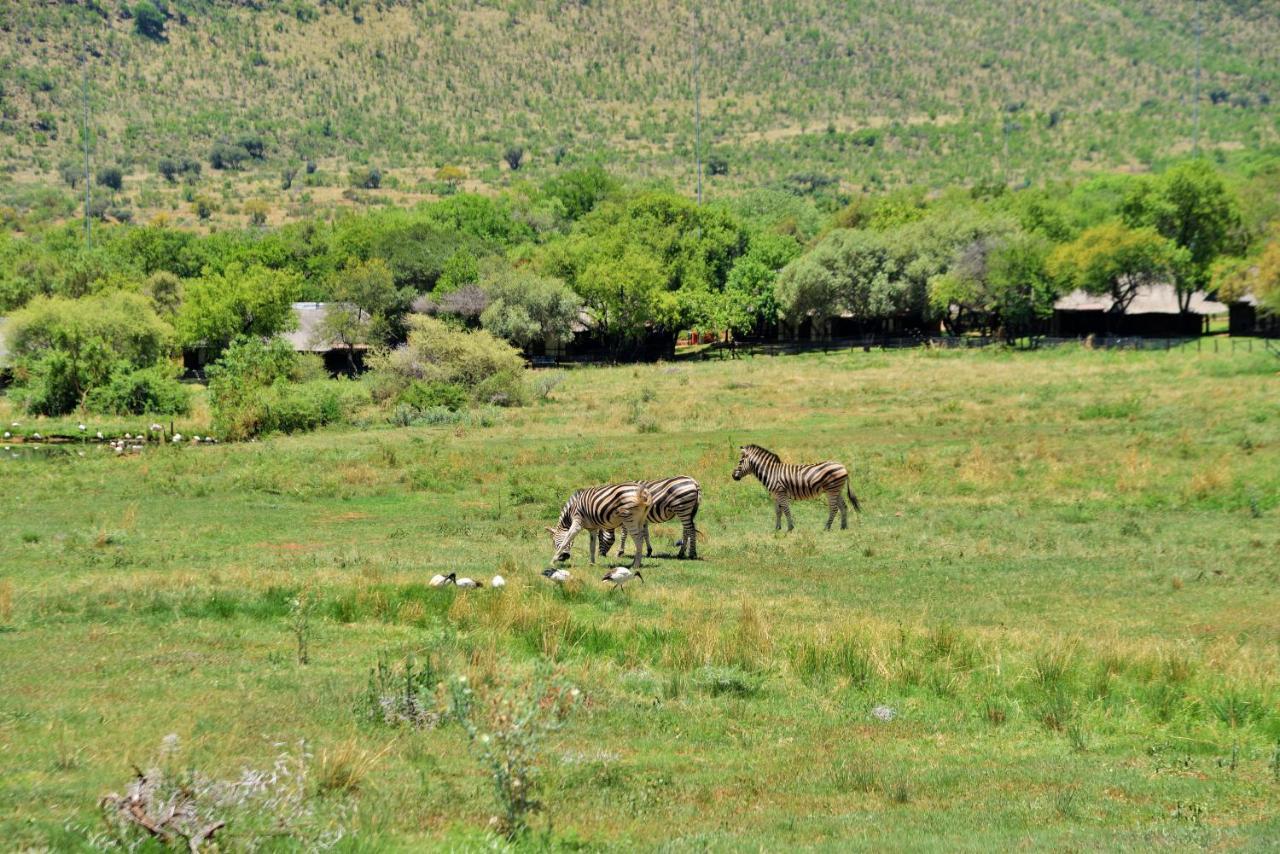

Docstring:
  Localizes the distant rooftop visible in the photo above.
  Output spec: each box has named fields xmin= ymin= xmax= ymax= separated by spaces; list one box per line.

xmin=282 ymin=302 xmax=368 ymax=352
xmin=1053 ymin=284 xmax=1227 ymax=316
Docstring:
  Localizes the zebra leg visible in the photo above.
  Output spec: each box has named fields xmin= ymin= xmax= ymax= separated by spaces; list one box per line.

xmin=825 ymin=491 xmax=838 ymax=531
xmin=616 ymin=527 xmax=627 ymax=556
xmin=629 ymin=524 xmax=644 ymax=569
xmin=589 ymin=530 xmax=598 ymax=564
xmin=774 ymin=500 xmax=784 ymax=531
xmin=644 ymin=524 xmax=653 ymax=557
xmin=840 ymin=490 xmax=849 ymax=530
xmin=782 ymin=497 xmax=796 ymax=531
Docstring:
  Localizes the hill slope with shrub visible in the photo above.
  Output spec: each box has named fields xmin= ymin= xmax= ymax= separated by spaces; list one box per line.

xmin=1 ymin=0 xmax=1277 ymax=229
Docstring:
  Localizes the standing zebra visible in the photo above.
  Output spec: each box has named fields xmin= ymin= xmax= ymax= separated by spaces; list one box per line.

xmin=731 ymin=445 xmax=861 ymax=531
xmin=599 ymin=475 xmax=701 ymax=560
xmin=547 ymin=482 xmax=651 ymax=569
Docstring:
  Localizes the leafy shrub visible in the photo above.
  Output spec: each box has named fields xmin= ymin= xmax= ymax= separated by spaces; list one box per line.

xmin=397 ymin=380 xmax=468 ymax=412
xmin=7 ymin=292 xmax=173 ymax=416
xmin=474 ymin=369 xmax=528 ymax=407
xmin=84 ymin=365 xmax=190 ymax=416
xmin=369 ymin=315 xmax=527 ymax=405
xmin=259 ymin=379 xmax=368 ymax=435
xmin=95 ymin=166 xmax=124 ymax=191
xmin=503 ymin=146 xmax=524 ymax=171
xmin=132 ymin=1 xmax=166 ymax=40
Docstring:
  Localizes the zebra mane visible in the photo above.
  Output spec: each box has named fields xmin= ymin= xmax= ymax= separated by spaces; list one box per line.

xmin=743 ymin=444 xmax=781 ymax=463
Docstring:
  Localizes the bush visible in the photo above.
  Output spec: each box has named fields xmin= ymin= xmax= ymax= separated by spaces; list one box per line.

xmin=352 ymin=167 xmax=382 ymax=189
xmin=84 ymin=365 xmax=190 ymax=416
xmin=209 ymin=142 xmax=246 ymax=170
xmin=259 ymin=379 xmax=366 ymax=435
xmin=6 ymin=292 xmax=173 ymax=416
xmin=503 ymin=146 xmax=524 ymax=171
xmin=397 ymin=380 xmax=468 ymax=412
xmin=133 ymin=0 xmax=166 ymax=40
xmin=473 ymin=369 xmax=527 ymax=407
xmin=96 ymin=166 xmax=124 ymax=191
xmin=369 ymin=315 xmax=527 ymax=405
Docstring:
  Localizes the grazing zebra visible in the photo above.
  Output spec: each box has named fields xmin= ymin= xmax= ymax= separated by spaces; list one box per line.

xmin=547 ymin=482 xmax=651 ymax=569
xmin=731 ymin=445 xmax=861 ymax=531
xmin=599 ymin=476 xmax=701 ymax=560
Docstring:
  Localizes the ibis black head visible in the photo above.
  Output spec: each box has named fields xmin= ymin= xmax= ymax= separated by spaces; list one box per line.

xmin=542 ymin=567 xmax=557 ymax=578
xmin=445 ymin=572 xmax=457 ymax=582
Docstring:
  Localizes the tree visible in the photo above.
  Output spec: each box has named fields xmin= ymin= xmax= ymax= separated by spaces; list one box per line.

xmin=158 ymin=157 xmax=181 ymax=183
xmin=237 ymin=135 xmax=266 ymax=160
xmin=722 ymin=232 xmax=802 ymax=335
xmin=435 ymin=165 xmax=466 ymax=191
xmin=143 ymin=270 xmax=183 ymax=318
xmin=351 ymin=166 xmax=382 ymax=189
xmin=96 ymin=166 xmax=124 ymax=192
xmin=58 ymin=161 xmax=81 ymax=189
xmin=243 ymin=199 xmax=270 ymax=226
xmin=176 ymin=263 xmax=301 ymax=355
xmin=1121 ymin=160 xmax=1244 ymax=310
xmin=479 ymin=268 xmax=582 ymax=350
xmin=706 ymin=155 xmax=729 ymax=176
xmin=774 ymin=229 xmax=902 ymax=336
xmin=927 ymin=231 xmax=1056 ymax=337
xmin=320 ymin=258 xmax=405 ymax=354
xmin=133 ymin=0 xmax=166 ymax=40
xmin=280 ymin=166 xmax=298 ymax=190
xmin=542 ymin=165 xmax=617 ymax=221
xmin=7 ymin=292 xmax=172 ymax=415
xmin=436 ymin=250 xmax=479 ymax=294
xmin=209 ymin=142 xmax=246 ymax=170
xmin=504 ymin=147 xmax=524 ymax=171
xmin=1048 ymin=222 xmax=1188 ymax=317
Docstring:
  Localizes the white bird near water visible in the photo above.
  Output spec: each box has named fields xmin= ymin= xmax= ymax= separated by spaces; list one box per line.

xmin=601 ymin=566 xmax=644 ymax=592
xmin=542 ymin=567 xmax=571 ymax=584
xmin=455 ymin=577 xmax=482 ymax=589
xmin=490 ymin=575 xmax=506 ymax=588
xmin=429 ymin=572 xmax=457 ymax=587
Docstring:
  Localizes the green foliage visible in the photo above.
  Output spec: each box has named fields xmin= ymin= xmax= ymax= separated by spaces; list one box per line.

xmin=369 ymin=315 xmax=527 ymax=405
xmin=540 ymin=191 xmax=749 ymax=340
xmin=479 ymin=267 xmax=581 ymax=349
xmin=1049 ymin=222 xmax=1189 ymax=312
xmin=175 ymin=263 xmax=301 ymax=355
xmin=206 ymin=336 xmax=365 ymax=438
xmin=1120 ymin=160 xmax=1245 ymax=290
xmin=7 ymin=291 xmax=172 ymax=415
xmin=132 ymin=0 xmax=166 ymax=41
xmin=83 ymin=364 xmax=190 ymax=416
xmin=541 ymin=165 xmax=618 ymax=222
xmin=396 ymin=380 xmax=469 ymax=413
xmin=434 ymin=250 xmax=478 ymax=294
xmin=95 ymin=167 xmax=124 ymax=192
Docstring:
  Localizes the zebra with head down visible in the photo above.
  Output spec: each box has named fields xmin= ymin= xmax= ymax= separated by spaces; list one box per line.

xmin=547 ymin=482 xmax=651 ymax=570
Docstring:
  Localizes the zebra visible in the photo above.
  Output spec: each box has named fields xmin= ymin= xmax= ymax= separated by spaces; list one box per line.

xmin=731 ymin=444 xmax=861 ymax=531
xmin=547 ymin=482 xmax=651 ymax=569
xmin=598 ymin=476 xmax=701 ymax=560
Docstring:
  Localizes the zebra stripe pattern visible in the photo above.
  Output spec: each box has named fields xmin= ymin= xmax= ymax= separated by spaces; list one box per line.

xmin=731 ymin=444 xmax=861 ymax=531
xmin=599 ymin=475 xmax=701 ymax=560
xmin=547 ymin=482 xmax=651 ymax=569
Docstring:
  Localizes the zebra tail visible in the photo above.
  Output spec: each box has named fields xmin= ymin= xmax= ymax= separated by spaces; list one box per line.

xmin=847 ymin=483 xmax=862 ymax=513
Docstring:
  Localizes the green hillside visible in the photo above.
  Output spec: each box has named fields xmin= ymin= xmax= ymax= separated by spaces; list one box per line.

xmin=1 ymin=0 xmax=1277 ymax=225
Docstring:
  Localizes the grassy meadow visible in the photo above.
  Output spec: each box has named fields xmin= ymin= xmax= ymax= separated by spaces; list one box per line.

xmin=1 ymin=345 xmax=1278 ymax=849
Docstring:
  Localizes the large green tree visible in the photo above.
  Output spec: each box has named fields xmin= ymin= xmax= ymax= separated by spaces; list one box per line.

xmin=1048 ymin=222 xmax=1188 ymax=315
xmin=7 ymin=291 xmax=173 ymax=415
xmin=479 ymin=268 xmax=582 ymax=351
xmin=176 ymin=263 xmax=301 ymax=355
xmin=1121 ymin=160 xmax=1244 ymax=310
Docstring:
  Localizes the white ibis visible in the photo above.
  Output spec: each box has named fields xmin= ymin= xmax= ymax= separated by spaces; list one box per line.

xmin=429 ymin=572 xmax=456 ymax=588
xmin=601 ymin=566 xmax=644 ymax=592
xmin=491 ymin=575 xmax=506 ymax=588
xmin=542 ymin=568 xmax=571 ymax=584
xmin=455 ymin=577 xmax=482 ymax=589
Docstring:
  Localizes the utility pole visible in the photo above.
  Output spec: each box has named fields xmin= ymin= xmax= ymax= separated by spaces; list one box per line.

xmin=691 ymin=12 xmax=702 ymax=205
xmin=1192 ymin=0 xmax=1202 ymax=156
xmin=82 ymin=43 xmax=92 ymax=248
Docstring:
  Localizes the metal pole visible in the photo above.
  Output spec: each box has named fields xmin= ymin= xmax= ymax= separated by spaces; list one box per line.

xmin=692 ymin=12 xmax=702 ymax=205
xmin=82 ymin=43 xmax=92 ymax=248
xmin=1192 ymin=1 xmax=1202 ymax=155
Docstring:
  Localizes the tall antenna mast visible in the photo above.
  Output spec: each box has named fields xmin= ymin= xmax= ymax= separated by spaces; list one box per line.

xmin=82 ymin=41 xmax=92 ymax=248
xmin=692 ymin=12 xmax=702 ymax=205
xmin=1192 ymin=1 xmax=1202 ymax=156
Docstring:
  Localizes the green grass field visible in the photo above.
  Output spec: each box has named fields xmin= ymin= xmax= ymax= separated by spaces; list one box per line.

xmin=2 ymin=346 xmax=1278 ymax=849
